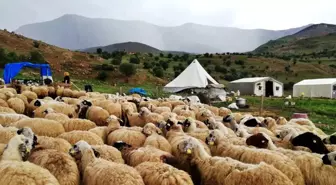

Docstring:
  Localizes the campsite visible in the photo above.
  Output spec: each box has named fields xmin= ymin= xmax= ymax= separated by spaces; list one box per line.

xmin=1 ymin=2 xmax=336 ymax=185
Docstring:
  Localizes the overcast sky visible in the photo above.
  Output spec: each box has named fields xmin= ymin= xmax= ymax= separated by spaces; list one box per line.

xmin=1 ymin=0 xmax=335 ymax=31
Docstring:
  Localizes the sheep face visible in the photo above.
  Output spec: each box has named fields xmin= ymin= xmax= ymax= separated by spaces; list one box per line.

xmin=33 ymin=99 xmax=43 ymax=107
xmin=275 ymin=128 xmax=292 ymax=140
xmin=205 ymin=131 xmax=217 ymax=146
xmin=17 ymin=127 xmax=37 ymax=148
xmin=182 ymin=119 xmax=191 ymax=131
xmin=246 ymin=133 xmax=269 ymax=149
xmin=42 ymin=108 xmax=55 ymax=116
xmin=322 ymin=152 xmax=336 ymax=166
xmin=55 ymin=96 xmax=64 ymax=102
xmin=276 ymin=117 xmax=288 ymax=125
xmin=106 ymin=115 xmax=123 ymax=125
xmin=139 ymin=107 xmax=150 ymax=117
xmin=6 ymin=135 xmax=31 ymax=161
xmin=292 ymin=132 xmax=329 ymax=154
xmin=323 ymin=134 xmax=336 ymax=144
xmin=69 ymin=140 xmax=100 ymax=158
xmin=177 ymin=139 xmax=195 ymax=155
xmin=142 ymin=123 xmax=161 ymax=136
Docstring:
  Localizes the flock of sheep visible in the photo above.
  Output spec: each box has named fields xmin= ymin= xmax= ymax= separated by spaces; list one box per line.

xmin=0 ymin=85 xmax=335 ymax=185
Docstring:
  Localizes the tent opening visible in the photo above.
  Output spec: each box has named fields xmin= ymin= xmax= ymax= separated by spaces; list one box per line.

xmin=265 ymin=81 xmax=274 ymax=97
xmin=333 ymin=85 xmax=336 ymax=99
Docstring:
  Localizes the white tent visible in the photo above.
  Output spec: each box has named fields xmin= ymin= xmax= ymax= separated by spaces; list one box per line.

xmin=163 ymin=59 xmax=219 ymax=93
xmin=293 ymin=78 xmax=336 ymax=98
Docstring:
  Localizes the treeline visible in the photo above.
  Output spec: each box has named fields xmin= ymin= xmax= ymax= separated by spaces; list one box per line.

xmin=0 ymin=47 xmax=45 ymax=68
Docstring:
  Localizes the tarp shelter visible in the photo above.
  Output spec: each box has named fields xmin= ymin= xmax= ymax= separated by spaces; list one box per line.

xmin=293 ymin=78 xmax=336 ymax=98
xmin=3 ymin=62 xmax=52 ymax=84
xmin=129 ymin=87 xmax=147 ymax=96
xmin=164 ymin=59 xmax=219 ymax=93
xmin=229 ymin=77 xmax=283 ymax=97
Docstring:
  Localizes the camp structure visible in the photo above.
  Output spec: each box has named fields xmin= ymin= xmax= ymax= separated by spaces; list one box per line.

xmin=293 ymin=78 xmax=336 ymax=98
xmin=163 ymin=59 xmax=219 ymax=93
xmin=3 ymin=62 xmax=53 ymax=84
xmin=229 ymin=77 xmax=283 ymax=97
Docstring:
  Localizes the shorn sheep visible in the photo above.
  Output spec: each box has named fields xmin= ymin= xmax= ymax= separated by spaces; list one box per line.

xmin=69 ymin=140 xmax=145 ymax=185
xmin=0 ymin=135 xmax=60 ymax=185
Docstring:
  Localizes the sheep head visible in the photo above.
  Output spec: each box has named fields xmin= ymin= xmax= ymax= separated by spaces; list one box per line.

xmin=246 ymin=133 xmax=270 ymax=149
xmin=42 ymin=108 xmax=55 ymax=116
xmin=177 ymin=138 xmax=196 ymax=155
xmin=142 ymin=123 xmax=162 ymax=136
xmin=323 ymin=134 xmax=336 ymax=144
xmin=139 ymin=107 xmax=150 ymax=117
xmin=276 ymin=117 xmax=288 ymax=125
xmin=4 ymin=135 xmax=31 ymax=161
xmin=322 ymin=151 xmax=336 ymax=166
xmin=33 ymin=99 xmax=44 ymax=107
xmin=69 ymin=140 xmax=100 ymax=158
xmin=291 ymin=132 xmax=329 ymax=154
xmin=204 ymin=117 xmax=217 ymax=130
xmin=55 ymin=96 xmax=64 ymax=102
xmin=205 ymin=130 xmax=222 ymax=146
xmin=263 ymin=117 xmax=276 ymax=129
xmin=181 ymin=118 xmax=192 ymax=131
xmin=17 ymin=127 xmax=37 ymax=149
xmin=106 ymin=115 xmax=123 ymax=126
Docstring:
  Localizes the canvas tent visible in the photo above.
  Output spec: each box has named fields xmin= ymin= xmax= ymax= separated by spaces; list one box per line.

xmin=229 ymin=77 xmax=283 ymax=97
xmin=163 ymin=59 xmax=219 ymax=93
xmin=293 ymin=78 xmax=336 ymax=98
xmin=3 ymin=62 xmax=52 ymax=84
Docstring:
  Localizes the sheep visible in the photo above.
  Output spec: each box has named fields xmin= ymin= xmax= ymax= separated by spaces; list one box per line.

xmin=0 ymin=98 xmax=9 ymax=107
xmin=143 ymin=123 xmax=172 ymax=153
xmin=13 ymin=118 xmax=65 ymax=137
xmin=7 ymin=97 xmax=25 ymax=114
xmin=36 ymin=136 xmax=72 ymax=153
xmin=218 ymin=107 xmax=232 ymax=117
xmin=246 ymin=133 xmax=336 ymax=185
xmin=72 ymin=91 xmax=87 ymax=98
xmin=195 ymin=108 xmax=214 ymax=122
xmin=88 ymin=127 xmax=108 ymax=143
xmin=45 ymin=112 xmax=70 ymax=122
xmin=107 ymin=126 xmax=146 ymax=147
xmin=323 ymin=133 xmax=336 ymax=144
xmin=177 ymin=137 xmax=294 ymax=185
xmin=60 ymin=119 xmax=96 ymax=132
xmin=124 ymin=108 xmax=146 ymax=127
xmin=78 ymin=101 xmax=110 ymax=126
xmin=0 ymin=106 xmax=16 ymax=113
xmin=135 ymin=162 xmax=194 ymax=185
xmin=139 ymin=107 xmax=165 ymax=125
xmin=150 ymin=104 xmax=171 ymax=114
xmin=69 ymin=140 xmax=145 ymax=185
xmin=277 ymin=116 xmax=288 ymax=125
xmin=291 ymin=132 xmax=329 ymax=154
xmin=31 ymin=86 xmax=49 ymax=98
xmin=21 ymin=90 xmax=38 ymax=103
xmin=0 ymin=126 xmax=19 ymax=144
xmin=0 ymin=135 xmax=60 ymax=185
xmin=205 ymin=130 xmax=305 ymax=185
xmin=204 ymin=117 xmax=236 ymax=136
xmin=63 ymin=88 xmax=73 ymax=97
xmin=0 ymin=88 xmax=17 ymax=95
xmin=322 ymin=151 xmax=336 ymax=166
xmin=33 ymin=102 xmax=77 ymax=118
xmin=0 ymin=113 xmax=29 ymax=127
xmin=113 ymin=141 xmax=178 ymax=167
xmin=181 ymin=117 xmax=209 ymax=142
xmin=96 ymin=100 xmax=122 ymax=118
xmin=58 ymin=130 xmax=104 ymax=145
xmin=91 ymin=145 xmax=124 ymax=164
xmin=28 ymin=148 xmax=80 ymax=185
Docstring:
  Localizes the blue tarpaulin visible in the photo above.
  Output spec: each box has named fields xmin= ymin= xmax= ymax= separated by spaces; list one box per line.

xmin=128 ymin=87 xmax=147 ymax=96
xmin=3 ymin=62 xmax=52 ymax=84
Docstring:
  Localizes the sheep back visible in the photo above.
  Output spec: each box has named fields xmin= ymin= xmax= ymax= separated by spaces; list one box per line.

xmin=36 ymin=136 xmax=72 ymax=153
xmin=61 ymin=119 xmax=96 ymax=132
xmin=0 ymin=114 xmax=28 ymax=127
xmin=13 ymin=118 xmax=65 ymax=137
xmin=58 ymin=130 xmax=104 ymax=145
xmin=0 ymin=106 xmax=16 ymax=114
xmin=86 ymin=106 xmax=110 ymax=126
xmin=144 ymin=134 xmax=172 ymax=154
xmin=107 ymin=127 xmax=146 ymax=147
xmin=0 ymin=99 xmax=9 ymax=107
xmin=89 ymin=127 xmax=107 ymax=143
xmin=7 ymin=97 xmax=25 ymax=114
xmin=92 ymin=145 xmax=124 ymax=164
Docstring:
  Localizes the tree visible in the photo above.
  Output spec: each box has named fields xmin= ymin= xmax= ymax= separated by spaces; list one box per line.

xmin=153 ymin=66 xmax=164 ymax=78
xmin=97 ymin=71 xmax=108 ymax=81
xmin=160 ymin=61 xmax=169 ymax=70
xmin=159 ymin=53 xmax=164 ymax=57
xmin=204 ymin=53 xmax=209 ymax=57
xmin=33 ymin=41 xmax=40 ymax=48
xmin=154 ymin=56 xmax=159 ymax=61
xmin=101 ymin=51 xmax=111 ymax=59
xmin=148 ymin=53 xmax=153 ymax=57
xmin=225 ymin=60 xmax=231 ymax=67
xmin=119 ymin=63 xmax=136 ymax=77
xmin=143 ymin=61 xmax=151 ymax=69
xmin=235 ymin=60 xmax=245 ymax=65
xmin=111 ymin=58 xmax=122 ymax=65
xmin=96 ymin=48 xmax=102 ymax=54
xmin=247 ymin=53 xmax=253 ymax=58
xmin=173 ymin=55 xmax=179 ymax=61
xmin=29 ymin=51 xmax=45 ymax=63
xmin=7 ymin=52 xmax=18 ymax=61
xmin=130 ymin=57 xmax=140 ymax=64
xmin=0 ymin=48 xmax=7 ymax=62
xmin=167 ymin=53 xmax=173 ymax=58
xmin=230 ymin=68 xmax=236 ymax=74
xmin=182 ymin=53 xmax=189 ymax=61
xmin=318 ymin=61 xmax=322 ymax=65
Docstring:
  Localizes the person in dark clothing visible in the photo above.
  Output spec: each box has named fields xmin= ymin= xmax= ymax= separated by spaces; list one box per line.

xmin=44 ymin=78 xmax=52 ymax=85
xmin=63 ymin=72 xmax=70 ymax=84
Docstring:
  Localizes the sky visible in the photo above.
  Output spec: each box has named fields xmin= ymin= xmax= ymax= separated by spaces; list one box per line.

xmin=1 ymin=0 xmax=336 ymax=31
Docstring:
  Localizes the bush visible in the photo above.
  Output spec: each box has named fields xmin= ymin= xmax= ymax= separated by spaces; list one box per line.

xmin=167 ymin=53 xmax=173 ymax=58
xmin=143 ymin=61 xmax=151 ymax=69
xmin=29 ymin=51 xmax=45 ymax=63
xmin=130 ymin=57 xmax=140 ymax=64
xmin=97 ymin=71 xmax=108 ymax=81
xmin=159 ymin=53 xmax=164 ymax=57
xmin=284 ymin=82 xmax=295 ymax=90
xmin=214 ymin=64 xmax=227 ymax=73
xmin=33 ymin=41 xmax=40 ymax=48
xmin=153 ymin=66 xmax=164 ymax=78
xmin=7 ymin=52 xmax=18 ymax=61
xmin=173 ymin=55 xmax=179 ymax=61
xmin=154 ymin=56 xmax=159 ymax=61
xmin=148 ymin=53 xmax=153 ymax=57
xmin=204 ymin=53 xmax=209 ymax=57
xmin=96 ymin=48 xmax=102 ymax=54
xmin=111 ymin=58 xmax=122 ymax=65
xmin=119 ymin=63 xmax=136 ymax=77
xmin=101 ymin=51 xmax=111 ymax=59
xmin=160 ymin=61 xmax=169 ymax=70
xmin=101 ymin=64 xmax=114 ymax=71
xmin=234 ymin=60 xmax=245 ymax=65
xmin=225 ymin=60 xmax=231 ymax=66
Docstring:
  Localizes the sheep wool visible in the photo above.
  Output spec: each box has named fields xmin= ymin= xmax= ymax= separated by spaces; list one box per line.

xmin=0 ymin=98 xmax=9 ymax=107
xmin=92 ymin=145 xmax=124 ymax=164
xmin=7 ymin=97 xmax=25 ymax=114
xmin=36 ymin=136 xmax=72 ymax=153
xmin=13 ymin=118 xmax=65 ymax=137
xmin=28 ymin=149 xmax=80 ymax=185
xmin=61 ymin=119 xmax=96 ymax=132
xmin=89 ymin=126 xmax=107 ymax=143
xmin=58 ymin=130 xmax=104 ymax=145
xmin=21 ymin=90 xmax=38 ymax=103
xmin=86 ymin=106 xmax=110 ymax=126
xmin=0 ymin=113 xmax=29 ymax=127
xmin=107 ymin=126 xmax=146 ymax=147
xmin=63 ymin=88 xmax=73 ymax=97
xmin=135 ymin=162 xmax=194 ymax=185
xmin=0 ymin=126 xmax=18 ymax=144
xmin=45 ymin=113 xmax=70 ymax=122
xmin=0 ymin=106 xmax=16 ymax=114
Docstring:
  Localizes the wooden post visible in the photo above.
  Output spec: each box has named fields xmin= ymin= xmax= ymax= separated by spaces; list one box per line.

xmin=156 ymin=86 xmax=159 ymax=98
xmin=259 ymin=95 xmax=264 ymax=116
xmin=119 ymin=87 xmax=123 ymax=95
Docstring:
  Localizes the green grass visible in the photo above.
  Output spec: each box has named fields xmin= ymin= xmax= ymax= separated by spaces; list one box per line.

xmin=214 ymin=96 xmax=336 ymax=134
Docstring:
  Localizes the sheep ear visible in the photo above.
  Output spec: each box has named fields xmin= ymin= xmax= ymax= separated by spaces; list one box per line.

xmin=17 ymin=128 xmax=23 ymax=135
xmin=92 ymin=148 xmax=100 ymax=158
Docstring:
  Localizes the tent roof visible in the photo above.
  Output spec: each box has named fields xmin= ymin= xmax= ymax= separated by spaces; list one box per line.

xmin=294 ymin=78 xmax=336 ymax=86
xmin=164 ymin=59 xmax=218 ymax=92
xmin=230 ymin=77 xmax=283 ymax=85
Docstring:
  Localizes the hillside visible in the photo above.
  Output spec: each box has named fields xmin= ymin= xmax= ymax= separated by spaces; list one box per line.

xmin=254 ymin=24 xmax=336 ymax=55
xmin=15 ymin=14 xmax=309 ymax=53
xmin=83 ymin=42 xmax=161 ymax=53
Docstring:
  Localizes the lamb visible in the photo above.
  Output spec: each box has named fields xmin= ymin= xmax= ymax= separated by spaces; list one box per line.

xmin=91 ymin=145 xmax=124 ymax=164
xmin=249 ymin=133 xmax=336 ymax=185
xmin=13 ymin=118 xmax=65 ymax=137
xmin=0 ymin=135 xmax=60 ymax=185
xmin=135 ymin=162 xmax=194 ymax=185
xmin=7 ymin=97 xmax=25 ymax=114
xmin=142 ymin=123 xmax=172 ymax=153
xmin=28 ymin=148 xmax=80 ymax=185
xmin=69 ymin=140 xmax=145 ymax=185
xmin=113 ymin=141 xmax=178 ymax=167
xmin=205 ymin=130 xmax=305 ymax=185
xmin=58 ymin=130 xmax=104 ymax=145
xmin=177 ymin=137 xmax=294 ymax=185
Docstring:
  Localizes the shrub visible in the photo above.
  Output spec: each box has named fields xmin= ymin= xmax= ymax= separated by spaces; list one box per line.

xmin=96 ymin=48 xmax=102 ymax=54
xmin=234 ymin=60 xmax=245 ymax=65
xmin=101 ymin=64 xmax=114 ymax=71
xmin=143 ymin=61 xmax=151 ymax=69
xmin=204 ymin=53 xmax=209 ymax=57
xmin=159 ymin=53 xmax=164 ymax=57
xmin=130 ymin=57 xmax=140 ymax=64
xmin=154 ymin=56 xmax=159 ymax=61
xmin=119 ymin=63 xmax=136 ymax=77
xmin=153 ymin=66 xmax=164 ymax=78
xmin=160 ymin=61 xmax=169 ymax=70
xmin=167 ymin=53 xmax=173 ymax=58
xmin=33 ymin=41 xmax=40 ymax=48
xmin=111 ymin=58 xmax=122 ymax=65
xmin=97 ymin=71 xmax=108 ymax=81
xmin=284 ymin=82 xmax=295 ymax=90
xmin=225 ymin=60 xmax=231 ymax=66
xmin=173 ymin=55 xmax=179 ymax=61
xmin=215 ymin=64 xmax=227 ymax=73
xmin=148 ymin=53 xmax=153 ymax=57
xmin=29 ymin=51 xmax=45 ymax=63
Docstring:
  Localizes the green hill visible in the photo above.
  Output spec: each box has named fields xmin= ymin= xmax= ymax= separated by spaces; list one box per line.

xmin=83 ymin=42 xmax=162 ymax=53
xmin=254 ymin=24 xmax=336 ymax=55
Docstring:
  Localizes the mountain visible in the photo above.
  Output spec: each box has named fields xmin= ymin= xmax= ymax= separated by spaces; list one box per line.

xmin=254 ymin=23 xmax=336 ymax=54
xmin=83 ymin=42 xmax=161 ymax=53
xmin=15 ymin=14 xmax=309 ymax=53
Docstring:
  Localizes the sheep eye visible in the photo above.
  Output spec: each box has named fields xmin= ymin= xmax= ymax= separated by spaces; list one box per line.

xmin=276 ymin=135 xmax=280 ymax=138
xmin=261 ymin=140 xmax=265 ymax=143
xmin=313 ymin=140 xmax=317 ymax=143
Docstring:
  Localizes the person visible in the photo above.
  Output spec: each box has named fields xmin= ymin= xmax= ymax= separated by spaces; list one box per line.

xmin=44 ymin=78 xmax=52 ymax=85
xmin=63 ymin=72 xmax=70 ymax=84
